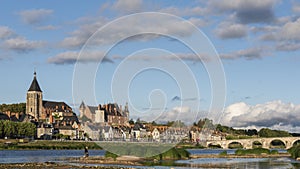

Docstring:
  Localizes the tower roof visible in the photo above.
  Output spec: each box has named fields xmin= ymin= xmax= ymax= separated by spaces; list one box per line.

xmin=28 ymin=71 xmax=42 ymax=92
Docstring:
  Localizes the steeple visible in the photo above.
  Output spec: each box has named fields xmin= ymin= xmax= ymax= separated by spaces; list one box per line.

xmin=26 ymin=71 xmax=43 ymax=120
xmin=28 ymin=71 xmax=42 ymax=92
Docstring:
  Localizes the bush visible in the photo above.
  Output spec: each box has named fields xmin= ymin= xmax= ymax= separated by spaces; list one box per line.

xmin=288 ymin=145 xmax=300 ymax=159
xmin=105 ymin=151 xmax=118 ymax=160
xmin=219 ymin=150 xmax=227 ymax=156
xmin=151 ymin=148 xmax=190 ymax=160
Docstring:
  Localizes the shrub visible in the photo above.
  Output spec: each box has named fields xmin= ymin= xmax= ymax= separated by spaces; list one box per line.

xmin=219 ymin=150 xmax=227 ymax=156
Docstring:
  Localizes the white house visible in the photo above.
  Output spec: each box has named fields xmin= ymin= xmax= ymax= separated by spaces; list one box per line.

xmin=151 ymin=128 xmax=160 ymax=142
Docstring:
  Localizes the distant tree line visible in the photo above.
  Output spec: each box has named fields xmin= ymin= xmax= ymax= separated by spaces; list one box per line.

xmin=0 ymin=120 xmax=36 ymax=138
xmin=0 ymin=103 xmax=26 ymax=113
xmin=258 ymin=128 xmax=290 ymax=137
xmin=216 ymin=124 xmax=258 ymax=136
xmin=196 ymin=119 xmax=292 ymax=138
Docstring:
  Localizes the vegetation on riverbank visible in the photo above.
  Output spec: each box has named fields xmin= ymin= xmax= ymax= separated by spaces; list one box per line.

xmin=288 ymin=145 xmax=300 ymax=159
xmin=0 ymin=140 xmax=102 ymax=150
xmin=235 ymin=148 xmax=278 ymax=155
xmin=104 ymin=147 xmax=190 ymax=160
xmin=0 ymin=120 xmax=36 ymax=139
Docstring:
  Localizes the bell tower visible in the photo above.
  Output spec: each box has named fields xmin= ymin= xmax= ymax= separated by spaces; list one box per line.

xmin=26 ymin=71 xmax=43 ymax=121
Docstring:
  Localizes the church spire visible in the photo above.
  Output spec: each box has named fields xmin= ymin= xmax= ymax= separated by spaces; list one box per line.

xmin=28 ymin=71 xmax=42 ymax=92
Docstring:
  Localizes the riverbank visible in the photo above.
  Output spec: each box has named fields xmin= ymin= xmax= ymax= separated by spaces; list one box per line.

xmin=0 ymin=162 xmax=133 ymax=169
xmin=0 ymin=140 xmax=102 ymax=150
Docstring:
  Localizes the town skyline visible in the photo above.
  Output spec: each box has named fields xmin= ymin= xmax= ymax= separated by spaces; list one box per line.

xmin=0 ymin=1 xmax=300 ymax=132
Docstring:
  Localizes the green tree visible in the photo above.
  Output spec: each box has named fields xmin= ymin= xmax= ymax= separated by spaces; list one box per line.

xmin=258 ymin=128 xmax=290 ymax=137
xmin=0 ymin=103 xmax=26 ymax=113
xmin=18 ymin=122 xmax=27 ymax=138
xmin=0 ymin=121 xmax=3 ymax=138
xmin=129 ymin=119 xmax=135 ymax=125
xmin=3 ymin=120 xmax=12 ymax=138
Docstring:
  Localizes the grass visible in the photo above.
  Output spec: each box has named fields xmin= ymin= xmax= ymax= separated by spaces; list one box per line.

xmin=219 ymin=150 xmax=227 ymax=156
xmin=97 ymin=142 xmax=176 ymax=158
xmin=104 ymin=147 xmax=190 ymax=160
xmin=0 ymin=140 xmax=102 ymax=150
xmin=235 ymin=148 xmax=278 ymax=155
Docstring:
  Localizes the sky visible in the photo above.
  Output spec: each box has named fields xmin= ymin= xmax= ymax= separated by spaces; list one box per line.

xmin=0 ymin=0 xmax=300 ymax=131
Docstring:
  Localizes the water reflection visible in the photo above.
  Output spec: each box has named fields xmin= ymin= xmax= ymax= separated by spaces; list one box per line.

xmin=0 ymin=149 xmax=299 ymax=169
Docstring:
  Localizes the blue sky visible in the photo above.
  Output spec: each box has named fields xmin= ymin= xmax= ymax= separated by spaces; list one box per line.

xmin=1 ymin=0 xmax=300 ymax=130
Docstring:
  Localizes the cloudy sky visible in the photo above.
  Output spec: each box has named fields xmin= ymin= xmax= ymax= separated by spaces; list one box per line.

xmin=1 ymin=0 xmax=300 ymax=131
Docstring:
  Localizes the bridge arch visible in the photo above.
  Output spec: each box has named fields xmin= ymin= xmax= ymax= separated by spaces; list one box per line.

xmin=207 ymin=143 xmax=222 ymax=149
xmin=292 ymin=139 xmax=300 ymax=146
xmin=228 ymin=141 xmax=243 ymax=149
xmin=252 ymin=141 xmax=262 ymax=148
xmin=269 ymin=139 xmax=286 ymax=149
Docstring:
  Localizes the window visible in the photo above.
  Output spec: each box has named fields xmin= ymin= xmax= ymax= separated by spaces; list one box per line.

xmin=30 ymin=108 xmax=32 ymax=112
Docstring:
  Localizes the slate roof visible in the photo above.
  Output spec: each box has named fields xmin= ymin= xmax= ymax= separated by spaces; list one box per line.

xmin=87 ymin=106 xmax=98 ymax=114
xmin=28 ymin=72 xmax=42 ymax=92
xmin=42 ymin=100 xmax=71 ymax=111
xmin=62 ymin=114 xmax=79 ymax=123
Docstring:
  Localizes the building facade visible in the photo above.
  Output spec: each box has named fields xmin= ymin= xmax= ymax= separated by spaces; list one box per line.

xmin=26 ymin=72 xmax=81 ymax=139
xmin=79 ymin=102 xmax=129 ymax=126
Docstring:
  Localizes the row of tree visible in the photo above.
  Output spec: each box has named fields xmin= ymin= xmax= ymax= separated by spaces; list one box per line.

xmin=0 ymin=120 xmax=36 ymax=139
xmin=0 ymin=103 xmax=26 ymax=113
xmin=216 ymin=124 xmax=291 ymax=137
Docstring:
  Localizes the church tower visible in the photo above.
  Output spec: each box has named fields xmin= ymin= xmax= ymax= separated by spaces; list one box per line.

xmin=26 ymin=71 xmax=43 ymax=121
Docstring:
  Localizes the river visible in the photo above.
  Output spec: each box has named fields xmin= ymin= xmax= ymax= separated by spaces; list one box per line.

xmin=0 ymin=149 xmax=300 ymax=168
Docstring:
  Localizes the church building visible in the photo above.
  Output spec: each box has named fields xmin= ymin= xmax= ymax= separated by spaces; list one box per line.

xmin=26 ymin=72 xmax=81 ymax=139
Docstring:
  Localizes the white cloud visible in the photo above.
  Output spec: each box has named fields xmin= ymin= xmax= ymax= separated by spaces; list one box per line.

xmin=112 ymin=0 xmax=143 ymax=14
xmin=255 ymin=18 xmax=300 ymax=51
xmin=60 ymin=18 xmax=107 ymax=49
xmin=207 ymin=0 xmax=278 ymax=23
xmin=19 ymin=9 xmax=53 ymax=25
xmin=279 ymin=18 xmax=300 ymax=41
xmin=220 ymin=47 xmax=265 ymax=59
xmin=114 ymin=52 xmax=211 ymax=62
xmin=36 ymin=25 xmax=58 ymax=30
xmin=187 ymin=17 xmax=208 ymax=27
xmin=215 ymin=22 xmax=248 ymax=39
xmin=221 ymin=100 xmax=300 ymax=132
xmin=48 ymin=50 xmax=113 ymax=64
xmin=154 ymin=106 xmax=202 ymax=125
xmin=159 ymin=6 xmax=206 ymax=17
xmin=292 ymin=2 xmax=300 ymax=13
xmin=0 ymin=26 xmax=15 ymax=39
xmin=60 ymin=14 xmax=198 ymax=49
xmin=276 ymin=42 xmax=300 ymax=51
xmin=3 ymin=37 xmax=45 ymax=53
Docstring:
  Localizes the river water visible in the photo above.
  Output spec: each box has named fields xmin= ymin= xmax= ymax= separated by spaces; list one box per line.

xmin=0 ymin=149 xmax=300 ymax=168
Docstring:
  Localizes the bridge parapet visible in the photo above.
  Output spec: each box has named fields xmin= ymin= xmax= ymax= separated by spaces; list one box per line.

xmin=206 ymin=137 xmax=300 ymax=149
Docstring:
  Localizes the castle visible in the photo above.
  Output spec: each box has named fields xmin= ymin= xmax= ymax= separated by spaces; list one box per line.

xmin=79 ymin=101 xmax=129 ymax=126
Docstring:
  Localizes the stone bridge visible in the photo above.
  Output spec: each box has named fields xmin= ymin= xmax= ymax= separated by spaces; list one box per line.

xmin=206 ymin=137 xmax=300 ymax=149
